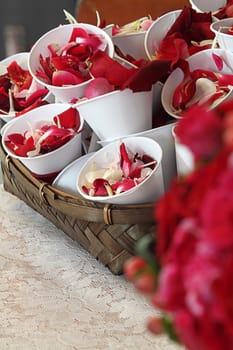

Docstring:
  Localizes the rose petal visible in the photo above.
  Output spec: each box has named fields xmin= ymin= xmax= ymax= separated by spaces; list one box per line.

xmin=52 ymin=70 xmax=84 ymax=86
xmin=89 ymin=50 xmax=137 ymax=87
xmin=212 ymin=53 xmax=224 ymax=71
xmin=112 ymin=178 xmax=139 ymax=194
xmin=7 ymin=61 xmax=32 ymax=91
xmin=121 ymin=59 xmax=171 ymax=92
xmin=54 ymin=107 xmax=81 ymax=131
xmin=120 ymin=142 xmax=133 ymax=177
xmin=84 ymin=77 xmax=114 ymax=98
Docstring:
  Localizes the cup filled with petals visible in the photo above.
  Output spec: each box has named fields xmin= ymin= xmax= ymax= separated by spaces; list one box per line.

xmin=28 ymin=23 xmax=114 ymax=103
xmin=161 ymin=48 xmax=233 ymax=119
xmin=0 ymin=52 xmax=52 ymax=124
xmin=111 ymin=16 xmax=154 ymax=60
xmin=144 ymin=7 xmax=214 ymax=64
xmin=76 ymin=136 xmax=164 ymax=205
xmin=98 ymin=121 xmax=177 ymax=191
xmin=2 ymin=103 xmax=84 ymax=178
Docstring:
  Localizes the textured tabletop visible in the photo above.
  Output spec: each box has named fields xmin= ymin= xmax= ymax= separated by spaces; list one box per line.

xmin=0 ymin=185 xmax=183 ymax=350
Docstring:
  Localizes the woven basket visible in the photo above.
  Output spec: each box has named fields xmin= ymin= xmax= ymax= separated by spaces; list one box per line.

xmin=0 ymin=139 xmax=155 ymax=275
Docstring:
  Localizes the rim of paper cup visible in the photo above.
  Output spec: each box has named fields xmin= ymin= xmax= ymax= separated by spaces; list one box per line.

xmin=211 ymin=18 xmax=233 ymax=37
xmin=32 ymin=75 xmax=93 ymax=93
xmin=0 ymin=114 xmax=15 ymax=123
xmin=75 ymin=89 xmax=120 ymax=105
xmin=113 ymin=31 xmax=146 ymax=39
xmin=74 ymin=88 xmax=131 ymax=107
xmin=189 ymin=0 xmax=226 ymax=12
xmin=1 ymin=51 xmax=29 ymax=66
xmin=76 ymin=136 xmax=163 ymax=201
xmin=74 ymin=88 xmax=150 ymax=108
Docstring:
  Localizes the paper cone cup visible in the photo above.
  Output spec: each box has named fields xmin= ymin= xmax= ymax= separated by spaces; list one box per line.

xmin=0 ymin=52 xmax=51 ymax=123
xmin=103 ymin=24 xmax=114 ymax=36
xmin=98 ymin=122 xmax=177 ymax=191
xmin=113 ymin=32 xmax=147 ymax=60
xmin=2 ymin=103 xmax=84 ymax=175
xmin=75 ymin=88 xmax=153 ymax=141
xmin=28 ymin=23 xmax=114 ymax=103
xmin=161 ymin=48 xmax=233 ymax=119
xmin=77 ymin=136 xmax=164 ymax=205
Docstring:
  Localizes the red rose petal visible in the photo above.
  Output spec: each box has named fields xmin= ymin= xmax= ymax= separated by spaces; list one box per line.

xmin=84 ymin=77 xmax=114 ymax=98
xmin=54 ymin=107 xmax=81 ymax=131
xmin=89 ymin=50 xmax=138 ymax=88
xmin=52 ymin=70 xmax=84 ymax=86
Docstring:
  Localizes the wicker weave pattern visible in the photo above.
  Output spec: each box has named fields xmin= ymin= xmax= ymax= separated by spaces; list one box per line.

xmin=0 ymin=142 xmax=155 ymax=275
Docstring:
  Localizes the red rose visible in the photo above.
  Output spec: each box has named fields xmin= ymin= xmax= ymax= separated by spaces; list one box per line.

xmin=175 ymin=105 xmax=222 ymax=161
xmin=201 ymin=167 xmax=233 ymax=248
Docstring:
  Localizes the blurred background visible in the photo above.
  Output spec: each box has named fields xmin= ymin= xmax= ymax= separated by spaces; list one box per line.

xmin=0 ymin=0 xmax=189 ymax=59
xmin=76 ymin=0 xmax=189 ymax=27
xmin=0 ymin=0 xmax=76 ymax=60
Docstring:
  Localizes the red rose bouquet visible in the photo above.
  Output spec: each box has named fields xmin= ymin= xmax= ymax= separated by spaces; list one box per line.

xmin=124 ymin=100 xmax=233 ymax=350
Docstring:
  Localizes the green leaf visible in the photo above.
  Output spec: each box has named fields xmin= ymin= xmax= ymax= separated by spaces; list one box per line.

xmin=162 ymin=315 xmax=179 ymax=343
xmin=135 ymin=233 xmax=160 ymax=275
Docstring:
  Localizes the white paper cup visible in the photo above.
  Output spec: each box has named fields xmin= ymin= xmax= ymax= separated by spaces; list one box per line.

xmin=1 ymin=51 xmax=29 ymax=69
xmin=0 ymin=52 xmax=52 ymax=123
xmin=77 ymin=136 xmax=164 ymax=205
xmin=189 ymin=0 xmax=226 ymax=13
xmin=113 ymin=32 xmax=148 ymax=60
xmin=144 ymin=10 xmax=181 ymax=60
xmin=103 ymin=24 xmax=114 ymax=37
xmin=172 ymin=126 xmax=194 ymax=176
xmin=161 ymin=48 xmax=233 ymax=119
xmin=2 ymin=103 xmax=84 ymax=176
xmin=75 ymin=88 xmax=153 ymax=141
xmin=28 ymin=23 xmax=114 ymax=104
xmin=211 ymin=18 xmax=233 ymax=51
xmin=98 ymin=122 xmax=177 ymax=191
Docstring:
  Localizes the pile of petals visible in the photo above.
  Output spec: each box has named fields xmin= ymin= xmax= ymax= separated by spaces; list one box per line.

xmin=213 ymin=0 xmax=233 ymax=19
xmin=0 ymin=60 xmax=49 ymax=117
xmin=153 ymin=7 xmax=214 ymax=67
xmin=112 ymin=16 xmax=154 ymax=36
xmin=4 ymin=107 xmax=81 ymax=157
xmin=81 ymin=142 xmax=157 ymax=197
xmin=124 ymin=99 xmax=233 ymax=350
xmin=171 ymin=54 xmax=233 ymax=116
xmin=72 ymin=50 xmax=171 ymax=102
xmin=37 ymin=27 xmax=109 ymax=87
